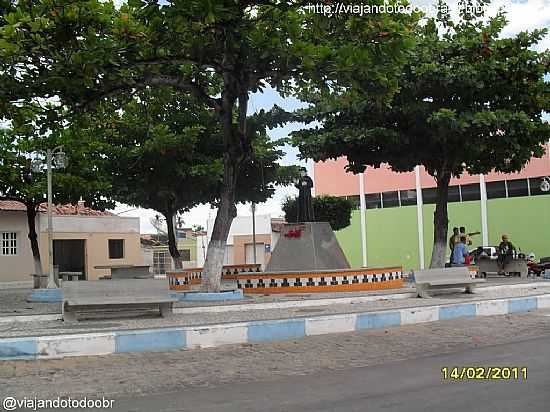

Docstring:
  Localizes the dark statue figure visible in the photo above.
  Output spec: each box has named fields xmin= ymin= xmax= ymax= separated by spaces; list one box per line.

xmin=296 ymin=170 xmax=315 ymax=222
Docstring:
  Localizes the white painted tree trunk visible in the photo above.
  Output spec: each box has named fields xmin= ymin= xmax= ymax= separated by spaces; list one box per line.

xmin=201 ymin=239 xmax=227 ymax=292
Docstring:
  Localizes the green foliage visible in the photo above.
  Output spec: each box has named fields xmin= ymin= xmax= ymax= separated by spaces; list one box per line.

xmin=282 ymin=195 xmax=354 ymax=231
xmin=294 ymin=1 xmax=549 ymax=178
xmin=292 ymin=0 xmax=549 ymax=266
xmin=0 ymin=0 xmax=419 ymax=286
xmin=0 ymin=125 xmax=112 ymax=210
xmin=83 ymin=87 xmax=297 ymax=215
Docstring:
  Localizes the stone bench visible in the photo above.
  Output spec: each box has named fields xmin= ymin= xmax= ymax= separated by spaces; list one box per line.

xmin=62 ymin=279 xmax=176 ymax=322
xmin=477 ymin=257 xmax=528 ymax=278
xmin=110 ymin=266 xmax=152 ymax=279
xmin=413 ymin=267 xmax=486 ymax=298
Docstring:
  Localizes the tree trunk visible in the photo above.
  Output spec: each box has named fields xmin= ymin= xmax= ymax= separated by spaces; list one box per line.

xmin=164 ymin=211 xmax=182 ymax=270
xmin=25 ymin=202 xmax=43 ymax=276
xmin=429 ymin=171 xmax=451 ymax=268
xmin=201 ymin=157 xmax=238 ymax=292
xmin=200 ymin=72 xmax=246 ymax=292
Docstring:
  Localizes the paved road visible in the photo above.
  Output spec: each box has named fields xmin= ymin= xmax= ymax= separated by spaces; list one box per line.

xmin=111 ymin=336 xmax=549 ymax=412
xmin=3 ymin=310 xmax=549 ymax=412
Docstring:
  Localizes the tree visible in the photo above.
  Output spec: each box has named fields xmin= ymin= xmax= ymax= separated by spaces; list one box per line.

xmin=87 ymin=87 xmax=296 ymax=269
xmin=0 ymin=125 xmax=112 ymax=278
xmin=282 ymin=195 xmax=353 ymax=231
xmin=294 ymin=0 xmax=550 ymax=267
xmin=1 ymin=0 xmax=416 ymax=290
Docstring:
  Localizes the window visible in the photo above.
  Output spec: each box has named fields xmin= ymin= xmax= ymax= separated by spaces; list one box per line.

xmin=448 ymin=186 xmax=461 ymax=203
xmin=460 ymin=183 xmax=481 ymax=201
xmin=381 ymin=191 xmax=400 ymax=208
xmin=421 ymin=188 xmax=437 ymax=204
xmin=179 ymin=249 xmax=191 ymax=262
xmin=108 ymin=239 xmax=124 ymax=259
xmin=1 ymin=232 xmax=17 ymax=256
xmin=399 ymin=189 xmax=417 ymax=206
xmin=506 ymin=179 xmax=529 ymax=198
xmin=366 ymin=193 xmax=382 ymax=209
xmin=486 ymin=181 xmax=507 ymax=199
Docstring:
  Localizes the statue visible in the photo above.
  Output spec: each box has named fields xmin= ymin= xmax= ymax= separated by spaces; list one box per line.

xmin=295 ymin=169 xmax=314 ymax=222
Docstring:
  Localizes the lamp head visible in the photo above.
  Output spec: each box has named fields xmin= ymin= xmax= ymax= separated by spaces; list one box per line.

xmin=54 ymin=151 xmax=66 ymax=168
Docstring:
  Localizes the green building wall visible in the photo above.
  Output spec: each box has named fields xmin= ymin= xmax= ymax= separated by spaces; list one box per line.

xmin=335 ymin=194 xmax=550 ymax=271
xmin=177 ymin=237 xmax=197 ymax=262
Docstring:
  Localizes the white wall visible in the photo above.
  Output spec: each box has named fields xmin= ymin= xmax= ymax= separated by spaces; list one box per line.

xmin=40 ymin=215 xmax=140 ymax=234
xmin=207 ymin=214 xmax=272 ymax=245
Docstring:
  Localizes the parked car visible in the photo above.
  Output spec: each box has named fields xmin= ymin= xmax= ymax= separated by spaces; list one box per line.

xmin=469 ymin=246 xmax=498 ymax=262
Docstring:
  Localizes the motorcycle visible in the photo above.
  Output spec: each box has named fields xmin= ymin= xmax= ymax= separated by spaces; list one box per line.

xmin=527 ymin=255 xmax=550 ymax=276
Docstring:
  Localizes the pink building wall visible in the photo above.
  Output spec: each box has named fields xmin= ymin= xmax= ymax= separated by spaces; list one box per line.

xmin=313 ymin=145 xmax=550 ymax=196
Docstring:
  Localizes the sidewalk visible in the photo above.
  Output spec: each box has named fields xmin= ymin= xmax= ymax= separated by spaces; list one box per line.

xmin=0 ymin=277 xmax=546 ymax=317
xmin=1 ymin=280 xmax=549 ymax=339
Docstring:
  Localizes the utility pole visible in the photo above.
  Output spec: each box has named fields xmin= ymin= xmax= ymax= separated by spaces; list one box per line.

xmin=251 ymin=203 xmax=257 ymax=264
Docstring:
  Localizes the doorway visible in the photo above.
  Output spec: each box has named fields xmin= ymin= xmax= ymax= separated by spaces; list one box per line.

xmin=53 ymin=239 xmax=86 ymax=280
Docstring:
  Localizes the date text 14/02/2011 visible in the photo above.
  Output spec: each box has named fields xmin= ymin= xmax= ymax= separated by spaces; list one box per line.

xmin=441 ymin=367 xmax=527 ymax=380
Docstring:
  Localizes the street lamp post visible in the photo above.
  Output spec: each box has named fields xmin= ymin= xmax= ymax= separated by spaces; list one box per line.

xmin=39 ymin=146 xmax=66 ymax=289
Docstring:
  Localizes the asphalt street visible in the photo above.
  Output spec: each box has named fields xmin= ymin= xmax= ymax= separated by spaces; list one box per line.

xmin=109 ymin=336 xmax=549 ymax=412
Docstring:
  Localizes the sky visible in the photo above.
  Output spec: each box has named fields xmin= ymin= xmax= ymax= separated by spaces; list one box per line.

xmin=92 ymin=1 xmax=550 ymax=231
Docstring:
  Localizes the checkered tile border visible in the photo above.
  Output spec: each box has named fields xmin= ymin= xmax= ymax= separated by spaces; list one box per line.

xmin=168 ymin=266 xmax=262 ymax=289
xmin=237 ymin=271 xmax=403 ymax=290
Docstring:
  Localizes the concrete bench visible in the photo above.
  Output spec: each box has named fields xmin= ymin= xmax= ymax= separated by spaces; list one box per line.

xmin=62 ymin=279 xmax=176 ymax=322
xmin=477 ymin=257 xmax=528 ymax=278
xmin=413 ymin=267 xmax=486 ymax=298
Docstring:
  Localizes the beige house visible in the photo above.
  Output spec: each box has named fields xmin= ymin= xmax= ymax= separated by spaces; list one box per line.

xmin=0 ymin=201 xmax=143 ymax=284
xmin=206 ymin=215 xmax=285 ymax=269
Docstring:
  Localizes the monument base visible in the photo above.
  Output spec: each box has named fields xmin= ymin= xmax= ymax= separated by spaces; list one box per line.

xmin=266 ymin=222 xmax=350 ymax=272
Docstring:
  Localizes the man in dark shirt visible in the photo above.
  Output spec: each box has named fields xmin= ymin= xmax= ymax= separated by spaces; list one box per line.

xmin=497 ymin=234 xmax=516 ymax=273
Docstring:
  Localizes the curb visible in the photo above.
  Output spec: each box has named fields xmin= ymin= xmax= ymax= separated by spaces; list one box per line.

xmin=1 ymin=294 xmax=549 ymax=360
xmin=172 ymin=290 xmax=244 ymax=301
xmin=28 ymin=289 xmax=63 ymax=303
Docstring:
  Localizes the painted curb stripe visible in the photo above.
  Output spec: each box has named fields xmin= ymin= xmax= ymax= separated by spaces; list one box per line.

xmin=37 ymin=333 xmax=116 ymax=359
xmin=508 ymin=297 xmax=538 ymax=313
xmin=248 ymin=319 xmax=306 ymax=342
xmin=186 ymin=325 xmax=248 ymax=349
xmin=475 ymin=299 xmax=509 ymax=316
xmin=439 ymin=303 xmax=477 ymax=320
xmin=400 ymin=306 xmax=439 ymax=325
xmin=356 ymin=311 xmax=402 ymax=330
xmin=115 ymin=329 xmax=186 ymax=353
xmin=0 ymin=337 xmax=38 ymax=360
xmin=305 ymin=314 xmax=358 ymax=336
xmin=2 ymin=293 xmax=550 ymax=360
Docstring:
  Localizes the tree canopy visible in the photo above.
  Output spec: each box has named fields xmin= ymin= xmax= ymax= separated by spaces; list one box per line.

xmin=84 ymin=86 xmax=298 ymax=267
xmin=294 ymin=0 xmax=550 ymax=267
xmin=1 ymin=0 xmax=419 ymax=288
xmin=282 ymin=195 xmax=354 ymax=231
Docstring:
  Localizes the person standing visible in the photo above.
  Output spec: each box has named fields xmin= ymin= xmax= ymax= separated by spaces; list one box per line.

xmin=451 ymin=235 xmax=469 ymax=266
xmin=497 ymin=234 xmax=516 ymax=274
xmin=449 ymin=227 xmax=460 ymax=256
